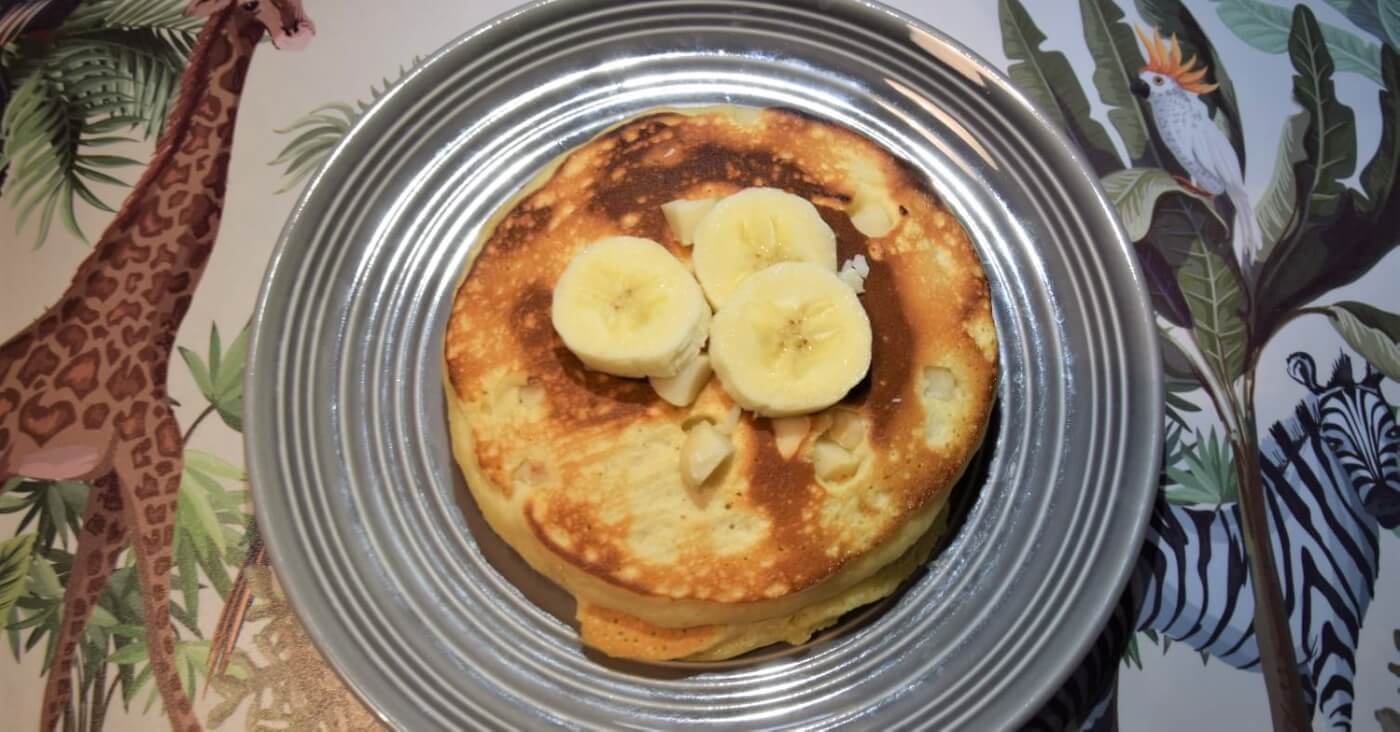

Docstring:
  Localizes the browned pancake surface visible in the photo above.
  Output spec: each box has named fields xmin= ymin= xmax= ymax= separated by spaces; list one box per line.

xmin=444 ymin=107 xmax=996 ymax=623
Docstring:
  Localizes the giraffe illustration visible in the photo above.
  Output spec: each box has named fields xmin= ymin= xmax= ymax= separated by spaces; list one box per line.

xmin=0 ymin=2 xmax=314 ymax=730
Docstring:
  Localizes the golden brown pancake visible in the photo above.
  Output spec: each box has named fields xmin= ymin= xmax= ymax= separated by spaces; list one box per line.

xmin=443 ymin=106 xmax=996 ymax=659
xmin=576 ymin=503 xmax=951 ymax=662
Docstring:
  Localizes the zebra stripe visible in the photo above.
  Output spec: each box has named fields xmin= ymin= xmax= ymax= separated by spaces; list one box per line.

xmin=1135 ymin=366 xmax=1391 ymax=729
xmin=1030 ymin=353 xmax=1398 ymax=731
xmin=1137 ymin=496 xmax=1257 ymax=667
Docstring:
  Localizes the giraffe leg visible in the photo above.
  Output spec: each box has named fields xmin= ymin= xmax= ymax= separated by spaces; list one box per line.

xmin=114 ymin=410 xmax=201 ymax=732
xmin=38 ymin=472 xmax=127 ymax=732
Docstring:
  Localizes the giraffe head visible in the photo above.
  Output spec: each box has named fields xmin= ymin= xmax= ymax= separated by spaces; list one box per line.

xmin=1289 ymin=352 xmax=1400 ymax=528
xmin=185 ymin=0 xmax=315 ymax=50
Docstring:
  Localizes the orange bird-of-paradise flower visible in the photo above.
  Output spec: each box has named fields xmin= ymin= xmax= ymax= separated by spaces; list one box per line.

xmin=1135 ymin=26 xmax=1220 ymax=95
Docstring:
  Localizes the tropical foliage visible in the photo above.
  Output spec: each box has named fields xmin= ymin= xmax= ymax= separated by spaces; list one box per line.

xmin=999 ymin=0 xmax=1400 ymax=721
xmin=1214 ymin=0 xmax=1398 ymax=83
xmin=179 ymin=323 xmax=249 ymax=435
xmin=1164 ymin=426 xmax=1240 ymax=506
xmin=0 ymin=322 xmax=252 ymax=730
xmin=0 ymin=0 xmax=199 ymax=246
xmin=270 ymin=59 xmax=419 ymax=188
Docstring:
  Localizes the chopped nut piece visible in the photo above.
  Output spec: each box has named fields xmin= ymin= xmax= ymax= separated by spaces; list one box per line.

xmin=771 ymin=416 xmax=811 ymax=459
xmin=717 ymin=404 xmax=742 ymax=434
xmin=809 ymin=412 xmax=835 ymax=438
xmin=838 ymin=255 xmax=871 ymax=294
xmin=661 ymin=197 xmax=719 ymax=246
xmin=810 ymin=441 xmax=860 ymax=482
xmin=827 ymin=410 xmax=867 ymax=450
xmin=680 ymin=421 xmax=733 ymax=487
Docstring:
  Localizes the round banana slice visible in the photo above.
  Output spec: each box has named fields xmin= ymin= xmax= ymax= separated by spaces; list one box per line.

xmin=551 ymin=236 xmax=711 ymax=379
xmin=709 ymin=261 xmax=872 ymax=417
xmin=692 ymin=187 xmax=837 ymax=308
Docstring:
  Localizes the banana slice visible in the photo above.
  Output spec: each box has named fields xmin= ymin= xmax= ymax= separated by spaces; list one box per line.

xmin=551 ymin=236 xmax=710 ymax=379
xmin=692 ymin=188 xmax=837 ymax=308
xmin=709 ymin=262 xmax=872 ymax=417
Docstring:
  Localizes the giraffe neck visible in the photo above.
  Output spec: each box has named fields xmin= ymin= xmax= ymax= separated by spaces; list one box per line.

xmin=73 ymin=8 xmax=263 ymax=335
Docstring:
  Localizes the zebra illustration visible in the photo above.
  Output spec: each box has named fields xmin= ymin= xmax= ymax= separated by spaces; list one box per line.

xmin=1032 ymin=352 xmax=1400 ymax=731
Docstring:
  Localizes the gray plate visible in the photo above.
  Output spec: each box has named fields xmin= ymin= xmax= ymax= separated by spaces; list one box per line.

xmin=245 ymin=0 xmax=1162 ymax=729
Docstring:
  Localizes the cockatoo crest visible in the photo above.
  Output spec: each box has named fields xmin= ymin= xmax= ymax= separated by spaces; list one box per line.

xmin=1131 ymin=25 xmax=1260 ymax=266
xmin=1135 ymin=27 xmax=1219 ymax=96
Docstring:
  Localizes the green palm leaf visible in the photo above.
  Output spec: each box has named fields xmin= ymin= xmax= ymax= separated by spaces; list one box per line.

xmin=63 ymin=0 xmax=201 ymax=35
xmin=61 ymin=30 xmax=194 ymax=139
xmin=1081 ymin=0 xmax=1154 ymax=165
xmin=1251 ymin=8 xmax=1394 ymax=341
xmin=272 ymin=60 xmax=423 ymax=191
xmin=1320 ymin=0 xmax=1388 ymax=43
xmin=0 ymin=534 xmax=37 ymax=619
xmin=1215 ymin=0 xmax=1384 ymax=84
xmin=0 ymin=61 xmax=137 ymax=245
xmin=1177 ymin=238 xmax=1248 ymax=385
xmin=997 ymin=0 xmax=1122 ymax=176
xmin=1101 ymin=168 xmax=1223 ymax=241
xmin=0 ymin=0 xmax=198 ymax=247
xmin=1323 ymin=302 xmax=1400 ymax=381
xmin=271 ymin=104 xmax=356 ymax=192
xmin=173 ymin=448 xmax=249 ymax=608
xmin=1164 ymin=427 xmax=1239 ymax=506
xmin=1255 ymin=112 xmax=1308 ymax=260
xmin=0 ymin=479 xmax=88 ymax=552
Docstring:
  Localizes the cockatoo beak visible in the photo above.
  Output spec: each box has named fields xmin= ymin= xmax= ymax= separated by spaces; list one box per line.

xmin=1131 ymin=80 xmax=1150 ymax=99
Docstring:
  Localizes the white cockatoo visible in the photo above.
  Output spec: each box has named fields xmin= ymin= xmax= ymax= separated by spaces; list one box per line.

xmin=1131 ymin=27 xmax=1259 ymax=267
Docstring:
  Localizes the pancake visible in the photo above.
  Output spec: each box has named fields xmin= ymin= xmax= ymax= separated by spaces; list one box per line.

xmin=443 ymin=106 xmax=997 ymax=658
xmin=576 ymin=502 xmax=951 ymax=662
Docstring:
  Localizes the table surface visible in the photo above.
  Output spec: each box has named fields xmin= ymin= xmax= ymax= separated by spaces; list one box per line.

xmin=1 ymin=1 xmax=1396 ymax=730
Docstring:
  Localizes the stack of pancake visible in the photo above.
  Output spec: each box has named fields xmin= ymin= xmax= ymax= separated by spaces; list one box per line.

xmin=443 ymin=107 xmax=997 ymax=661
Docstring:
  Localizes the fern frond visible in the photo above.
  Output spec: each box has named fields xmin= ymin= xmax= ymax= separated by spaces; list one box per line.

xmin=65 ymin=0 xmax=202 ymax=34
xmin=0 ymin=44 xmax=152 ymax=245
xmin=54 ymin=29 xmax=191 ymax=138
xmin=0 ymin=2 xmax=199 ymax=246
xmin=271 ymin=58 xmax=424 ymax=192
